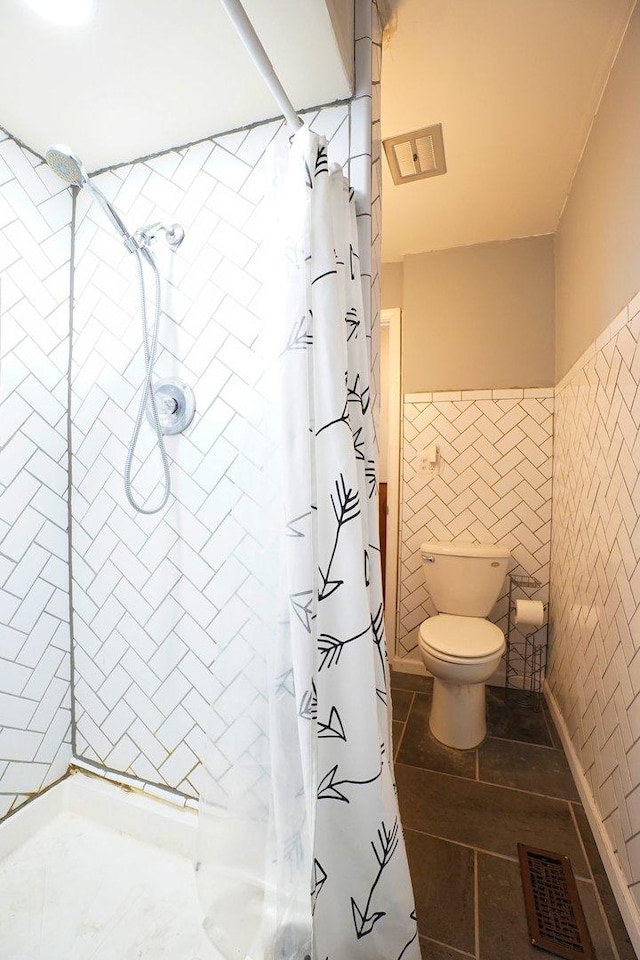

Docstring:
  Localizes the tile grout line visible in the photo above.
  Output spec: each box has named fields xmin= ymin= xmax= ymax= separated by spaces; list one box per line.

xmin=474 ymin=848 xmax=480 ymax=959
xmin=484 ymin=732 xmax=558 ymax=751
xmin=421 ymin=935 xmax=476 ymax=958
xmin=393 ymin=720 xmax=406 ymax=763
xmin=402 ymin=825 xmax=594 ymax=882
xmin=397 ymin=759 xmax=584 ymax=805
xmin=66 ymin=185 xmax=77 ymax=758
xmin=393 ymin=692 xmax=415 ymax=762
xmin=568 ymin=801 xmax=622 ymax=960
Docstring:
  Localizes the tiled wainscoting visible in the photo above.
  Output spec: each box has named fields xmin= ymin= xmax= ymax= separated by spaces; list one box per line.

xmin=550 ymin=292 xmax=640 ymax=921
xmin=0 ymin=132 xmax=73 ymax=818
xmin=397 ymin=389 xmax=553 ymax=663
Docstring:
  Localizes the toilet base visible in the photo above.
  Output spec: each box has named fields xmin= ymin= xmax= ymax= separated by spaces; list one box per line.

xmin=429 ymin=677 xmax=487 ymax=750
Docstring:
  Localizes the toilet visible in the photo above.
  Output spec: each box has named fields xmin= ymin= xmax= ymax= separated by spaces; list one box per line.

xmin=418 ymin=540 xmax=511 ymax=750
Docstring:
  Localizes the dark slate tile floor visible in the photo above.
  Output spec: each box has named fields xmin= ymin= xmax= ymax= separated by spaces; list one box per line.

xmin=391 ymin=669 xmax=637 ymax=960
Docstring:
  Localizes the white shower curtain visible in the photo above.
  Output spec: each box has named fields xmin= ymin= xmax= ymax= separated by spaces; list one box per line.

xmin=197 ymin=128 xmax=419 ymax=960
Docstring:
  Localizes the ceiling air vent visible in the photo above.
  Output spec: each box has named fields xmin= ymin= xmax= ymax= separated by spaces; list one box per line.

xmin=383 ymin=124 xmax=446 ymax=185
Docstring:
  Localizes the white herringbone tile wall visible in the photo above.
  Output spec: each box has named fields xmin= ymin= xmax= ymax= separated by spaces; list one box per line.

xmin=70 ymin=34 xmax=376 ymax=795
xmin=398 ymin=390 xmax=553 ymax=661
xmin=550 ymin=294 xmax=640 ymax=910
xmin=0 ymin=131 xmax=73 ymax=819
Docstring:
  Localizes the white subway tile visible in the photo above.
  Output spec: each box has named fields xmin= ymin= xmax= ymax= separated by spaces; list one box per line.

xmin=492 ymin=388 xmax=524 ymax=399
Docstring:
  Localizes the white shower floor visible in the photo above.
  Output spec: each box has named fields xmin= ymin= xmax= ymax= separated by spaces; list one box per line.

xmin=0 ymin=774 xmax=216 ymax=960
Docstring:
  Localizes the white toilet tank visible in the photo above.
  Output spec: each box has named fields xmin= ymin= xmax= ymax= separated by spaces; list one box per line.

xmin=420 ymin=541 xmax=511 ymax=617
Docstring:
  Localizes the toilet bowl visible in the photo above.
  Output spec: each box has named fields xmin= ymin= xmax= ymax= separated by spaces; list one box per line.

xmin=418 ymin=541 xmax=511 ymax=750
xmin=419 ymin=614 xmax=505 ymax=749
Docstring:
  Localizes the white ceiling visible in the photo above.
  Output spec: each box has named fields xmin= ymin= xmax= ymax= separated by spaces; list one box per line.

xmin=0 ymin=0 xmax=352 ymax=172
xmin=381 ymin=0 xmax=636 ymax=261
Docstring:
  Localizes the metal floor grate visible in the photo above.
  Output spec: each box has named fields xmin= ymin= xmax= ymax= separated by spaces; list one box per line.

xmin=518 ymin=844 xmax=596 ymax=959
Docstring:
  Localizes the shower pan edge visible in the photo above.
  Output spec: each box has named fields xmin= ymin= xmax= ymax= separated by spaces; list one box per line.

xmin=0 ymin=773 xmax=213 ymax=960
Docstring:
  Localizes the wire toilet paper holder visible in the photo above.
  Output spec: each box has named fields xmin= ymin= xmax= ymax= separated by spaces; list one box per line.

xmin=505 ymin=573 xmax=549 ymax=710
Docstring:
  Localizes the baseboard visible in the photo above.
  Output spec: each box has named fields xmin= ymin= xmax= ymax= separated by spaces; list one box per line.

xmin=545 ymin=681 xmax=640 ymax=955
xmin=390 ymin=655 xmax=427 ymax=675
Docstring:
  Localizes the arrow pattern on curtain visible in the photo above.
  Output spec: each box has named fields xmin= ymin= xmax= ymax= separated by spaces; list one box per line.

xmin=275 ymin=129 xmax=419 ymax=959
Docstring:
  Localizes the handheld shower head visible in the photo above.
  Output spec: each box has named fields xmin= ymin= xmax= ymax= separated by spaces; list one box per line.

xmin=45 ymin=145 xmax=88 ymax=187
xmin=45 ymin=142 xmax=138 ymax=252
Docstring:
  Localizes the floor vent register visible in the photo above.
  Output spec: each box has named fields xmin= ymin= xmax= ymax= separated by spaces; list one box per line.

xmin=518 ymin=844 xmax=596 ymax=959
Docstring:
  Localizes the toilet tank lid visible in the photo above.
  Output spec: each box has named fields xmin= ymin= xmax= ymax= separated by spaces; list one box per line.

xmin=420 ymin=540 xmax=511 ymax=559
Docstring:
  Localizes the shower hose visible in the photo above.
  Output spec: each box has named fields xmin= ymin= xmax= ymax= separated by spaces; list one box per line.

xmin=123 ymin=247 xmax=172 ymax=514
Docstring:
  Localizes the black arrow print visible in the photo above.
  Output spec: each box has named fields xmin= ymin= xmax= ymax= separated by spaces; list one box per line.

xmin=345 ymin=306 xmax=360 ymax=341
xmin=304 ymin=159 xmax=313 ymax=189
xmin=291 ymin=590 xmax=314 ymax=633
xmin=351 ymin=901 xmax=386 ymax=940
xmin=397 ymin=911 xmax=419 ymax=959
xmin=317 ymin=374 xmax=349 ymax=436
xmin=349 ymin=243 xmax=359 ymax=281
xmin=317 ymin=744 xmax=384 ymax=802
xmin=366 ymin=459 xmax=377 ymax=499
xmin=299 ymin=682 xmax=317 ymax=720
xmin=311 ymin=859 xmax=327 ymax=913
xmin=318 ymin=706 xmax=346 ymax=740
xmin=318 ymin=474 xmax=360 ymax=601
xmin=315 ymin=144 xmax=329 ymax=177
xmin=347 ymin=373 xmax=370 ymax=416
xmin=371 ymin=603 xmax=385 ymax=670
xmin=376 ymin=686 xmax=387 ymax=707
xmin=352 ymin=425 xmax=365 ymax=461
xmin=318 ymin=603 xmax=385 ymax=671
xmin=364 ymin=549 xmax=370 ymax=587
xmin=318 ymin=616 xmax=372 ymax=670
xmin=350 ymin=820 xmax=400 ymax=939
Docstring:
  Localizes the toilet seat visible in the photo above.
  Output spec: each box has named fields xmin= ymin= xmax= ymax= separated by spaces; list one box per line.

xmin=419 ymin=614 xmax=505 ymax=665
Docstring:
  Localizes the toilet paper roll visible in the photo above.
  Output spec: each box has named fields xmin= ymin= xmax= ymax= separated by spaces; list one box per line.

xmin=514 ymin=599 xmax=545 ymax=628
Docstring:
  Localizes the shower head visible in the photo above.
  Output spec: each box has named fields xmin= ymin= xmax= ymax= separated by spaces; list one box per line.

xmin=45 ymin=145 xmax=88 ymax=188
xmin=45 ymin=142 xmax=138 ymax=252
xmin=44 ymin=143 xmax=184 ymax=259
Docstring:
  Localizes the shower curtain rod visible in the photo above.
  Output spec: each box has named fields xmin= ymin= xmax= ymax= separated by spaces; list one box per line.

xmin=218 ymin=0 xmax=304 ymax=132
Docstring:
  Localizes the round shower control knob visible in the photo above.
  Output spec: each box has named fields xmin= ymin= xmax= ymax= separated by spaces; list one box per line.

xmin=146 ymin=378 xmax=195 ymax=435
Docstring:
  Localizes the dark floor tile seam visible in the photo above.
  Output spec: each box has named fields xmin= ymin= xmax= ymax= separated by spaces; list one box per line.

xmin=474 ymin=772 xmax=580 ymax=804
xmin=405 ymin=823 xmax=513 ymax=860
xmin=419 ymin=935 xmax=476 ymax=958
xmin=393 ymin=690 xmax=417 ymax=725
xmin=483 ymin=732 xmax=561 ymax=751
xmin=474 ymin=748 xmax=480 ymax=781
xmin=404 ymin=824 xmax=595 ymax=882
xmin=394 ymin=721 xmax=407 ymax=762
xmin=398 ymin=758 xmax=585 ymax=805
xmin=568 ymin=802 xmax=623 ymax=960
xmin=473 ymin=848 xmax=480 ymax=959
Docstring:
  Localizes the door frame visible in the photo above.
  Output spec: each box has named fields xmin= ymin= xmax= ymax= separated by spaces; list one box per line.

xmin=380 ymin=307 xmax=402 ymax=658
